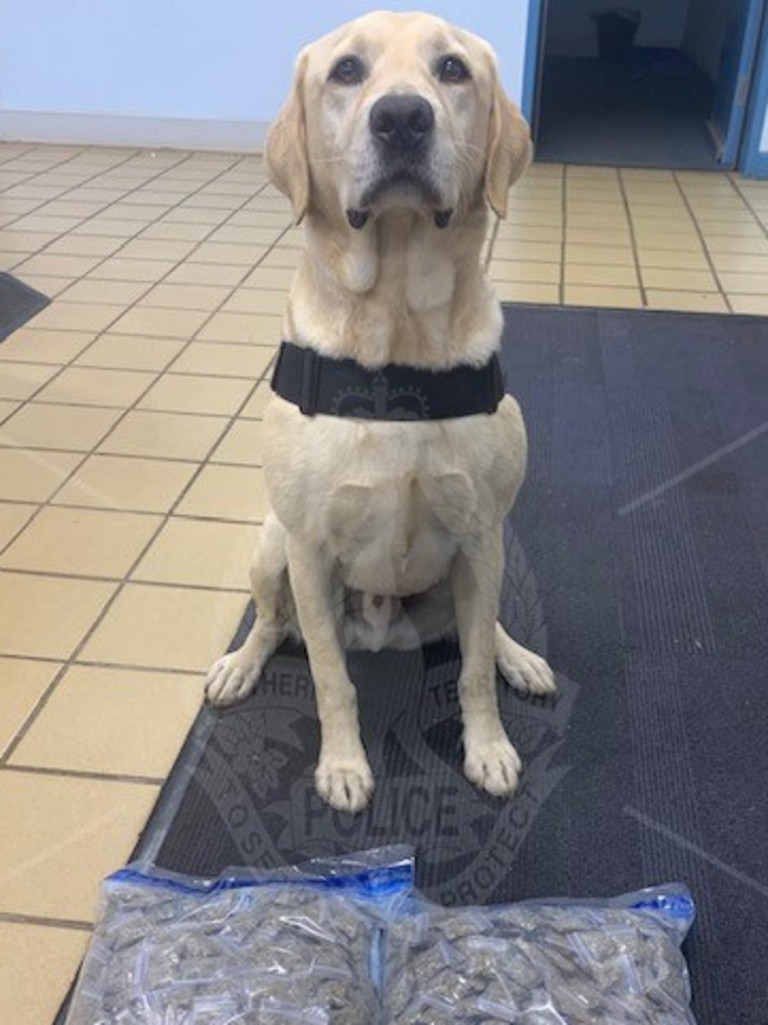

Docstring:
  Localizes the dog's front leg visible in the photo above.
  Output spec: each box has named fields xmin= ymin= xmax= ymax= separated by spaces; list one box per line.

xmin=452 ymin=530 xmax=522 ymax=797
xmin=285 ymin=536 xmax=374 ymax=813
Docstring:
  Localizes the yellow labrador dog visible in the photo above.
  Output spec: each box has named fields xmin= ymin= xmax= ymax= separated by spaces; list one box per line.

xmin=206 ymin=11 xmax=555 ymax=812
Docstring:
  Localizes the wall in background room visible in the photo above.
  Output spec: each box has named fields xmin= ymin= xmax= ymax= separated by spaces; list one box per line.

xmin=0 ymin=0 xmax=530 ymax=149
xmin=545 ymin=0 xmax=691 ymax=58
xmin=682 ymin=0 xmax=733 ymax=80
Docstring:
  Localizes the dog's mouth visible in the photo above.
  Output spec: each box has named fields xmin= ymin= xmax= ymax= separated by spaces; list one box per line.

xmin=347 ymin=167 xmax=453 ymax=230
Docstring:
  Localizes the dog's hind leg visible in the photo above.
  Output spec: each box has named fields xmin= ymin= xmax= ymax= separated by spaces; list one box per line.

xmin=495 ymin=622 xmax=556 ymax=695
xmin=205 ymin=513 xmax=291 ymax=706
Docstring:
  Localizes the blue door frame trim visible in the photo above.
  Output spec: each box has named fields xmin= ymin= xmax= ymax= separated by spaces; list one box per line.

xmin=741 ymin=4 xmax=768 ymax=177
xmin=521 ymin=0 xmax=545 ymax=124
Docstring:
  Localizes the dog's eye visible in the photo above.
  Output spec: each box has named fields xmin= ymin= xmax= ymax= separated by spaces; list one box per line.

xmin=329 ymin=55 xmax=366 ymax=86
xmin=437 ymin=55 xmax=471 ymax=84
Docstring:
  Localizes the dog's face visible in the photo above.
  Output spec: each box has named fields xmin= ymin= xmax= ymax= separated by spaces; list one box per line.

xmin=266 ymin=11 xmax=531 ymax=229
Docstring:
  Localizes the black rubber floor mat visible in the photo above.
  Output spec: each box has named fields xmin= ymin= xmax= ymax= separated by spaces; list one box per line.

xmin=0 ymin=272 xmax=50 ymax=342
xmin=61 ymin=304 xmax=768 ymax=1025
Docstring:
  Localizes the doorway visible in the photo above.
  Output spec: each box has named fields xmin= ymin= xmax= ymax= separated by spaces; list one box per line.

xmin=532 ymin=0 xmax=766 ymax=170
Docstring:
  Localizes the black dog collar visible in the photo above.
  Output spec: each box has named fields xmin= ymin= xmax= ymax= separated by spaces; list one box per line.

xmin=271 ymin=341 xmax=505 ymax=420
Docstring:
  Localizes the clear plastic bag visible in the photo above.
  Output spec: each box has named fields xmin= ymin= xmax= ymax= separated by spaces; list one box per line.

xmin=65 ymin=846 xmax=413 ymax=1025
xmin=382 ymin=885 xmax=698 ymax=1025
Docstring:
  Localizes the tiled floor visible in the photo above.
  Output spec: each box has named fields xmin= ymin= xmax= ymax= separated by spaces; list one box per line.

xmin=1 ymin=142 xmax=768 ymax=1024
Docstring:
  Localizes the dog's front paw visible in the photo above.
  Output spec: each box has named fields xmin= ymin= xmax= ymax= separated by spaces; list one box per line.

xmin=205 ymin=652 xmax=260 ymax=707
xmin=315 ymin=753 xmax=374 ymax=814
xmin=464 ymin=735 xmax=522 ymax=797
xmin=496 ymin=627 xmax=556 ymax=696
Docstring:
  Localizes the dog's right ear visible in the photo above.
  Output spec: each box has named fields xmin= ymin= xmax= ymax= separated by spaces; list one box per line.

xmin=265 ymin=51 xmax=310 ymax=223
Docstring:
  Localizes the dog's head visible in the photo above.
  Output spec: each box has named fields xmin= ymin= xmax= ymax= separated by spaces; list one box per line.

xmin=265 ymin=11 xmax=531 ymax=230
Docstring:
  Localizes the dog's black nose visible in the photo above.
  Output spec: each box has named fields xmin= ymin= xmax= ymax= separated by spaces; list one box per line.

xmin=369 ymin=94 xmax=435 ymax=152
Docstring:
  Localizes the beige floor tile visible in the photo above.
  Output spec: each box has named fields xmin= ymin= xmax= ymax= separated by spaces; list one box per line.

xmin=494 ymin=282 xmax=560 ymax=304
xmin=0 ymin=449 xmax=83 ymax=501
xmin=489 ymin=240 xmax=561 ymax=262
xmin=641 ymin=267 xmax=718 ymax=291
xmin=0 ymin=403 xmax=122 ymax=451
xmin=259 ymin=248 xmax=301 ymax=268
xmin=645 ymin=290 xmax=729 ymax=313
xmin=494 ymin=224 xmax=563 ymax=243
xmin=0 ymin=572 xmax=116 ymax=658
xmin=45 ymin=233 xmax=125 ymax=257
xmin=695 ymin=216 xmax=762 ymax=236
xmin=169 ymin=341 xmax=273 ymax=378
xmin=636 ymin=248 xmax=710 ymax=270
xmin=138 ymin=282 xmax=231 ymax=311
xmin=75 ymin=333 xmax=185 ymax=372
xmin=208 ymin=224 xmax=283 ymax=246
xmin=165 ymin=262 xmax=246 ymax=287
xmin=0 ymin=230 xmax=57 ymax=254
xmin=99 ymin=409 xmax=227 ymax=460
xmin=559 ymin=228 xmax=631 ymax=247
xmin=57 ymin=278 xmax=151 ymax=306
xmin=0 ymin=922 xmax=90 ymax=1025
xmin=117 ymin=238 xmax=197 ymax=262
xmin=564 ymin=285 xmax=643 ymax=309
xmin=14 ymin=274 xmax=74 ymax=297
xmin=728 ymin=294 xmax=768 ymax=315
xmin=0 ymin=398 xmax=19 ymax=420
xmin=133 ymin=518 xmax=257 ymax=590
xmin=0 ymin=328 xmax=95 ymax=364
xmin=488 ymin=261 xmax=560 ymax=284
xmin=197 ymin=311 xmax=282 ymax=344
xmin=88 ymin=257 xmax=176 ymax=281
xmin=0 ymin=657 xmax=60 ymax=756
xmin=210 ymin=419 xmax=266 ymax=465
xmin=564 ymin=244 xmax=636 ymax=266
xmin=139 ymin=220 xmax=212 ymax=242
xmin=564 ymin=264 xmax=639 ymax=287
xmin=176 ymin=464 xmax=269 ymax=522
xmin=79 ymin=582 xmax=247 ymax=672
xmin=14 ymin=253 xmax=102 ymax=278
xmin=0 ymin=362 xmax=59 ymax=400
xmin=220 ymin=290 xmax=288 ymax=316
xmin=27 ymin=302 xmax=124 ymax=333
xmin=0 ymin=506 xmax=160 ymax=577
xmin=52 ymin=454 xmax=197 ymax=513
xmin=241 ymin=266 xmax=293 ymax=290
xmin=708 ymin=251 xmax=768 ymax=274
xmin=240 ymin=381 xmax=272 ymax=419
xmin=34 ymin=366 xmax=156 ymax=408
xmin=10 ymin=664 xmax=202 ymax=777
xmin=717 ymin=271 xmax=768 ymax=294
xmin=188 ymin=241 xmax=266 ymax=265
xmin=0 ymin=502 xmax=37 ymax=548
xmin=704 ymin=235 xmax=768 ymax=255
xmin=109 ymin=306 xmax=209 ymax=340
xmin=0 ymin=771 xmax=158 ymax=920
xmin=139 ymin=374 xmax=252 ymax=415
xmin=630 ymin=232 xmax=701 ymax=251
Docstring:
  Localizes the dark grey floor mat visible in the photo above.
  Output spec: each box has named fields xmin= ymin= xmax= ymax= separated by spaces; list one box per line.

xmin=536 ymin=52 xmax=719 ymax=169
xmin=0 ymin=272 xmax=50 ymax=342
xmin=58 ymin=304 xmax=768 ymax=1025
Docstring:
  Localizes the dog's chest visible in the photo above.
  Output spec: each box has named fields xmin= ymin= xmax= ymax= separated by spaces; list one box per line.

xmin=263 ymin=396 xmax=526 ymax=594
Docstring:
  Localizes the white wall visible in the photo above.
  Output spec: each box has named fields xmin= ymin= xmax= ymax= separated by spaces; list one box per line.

xmin=546 ymin=0 xmax=690 ymax=58
xmin=683 ymin=0 xmax=732 ymax=80
xmin=0 ymin=0 xmax=530 ymax=149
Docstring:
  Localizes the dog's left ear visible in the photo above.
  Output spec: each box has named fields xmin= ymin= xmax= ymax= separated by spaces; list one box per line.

xmin=265 ymin=51 xmax=310 ymax=223
xmin=484 ymin=55 xmax=532 ymax=219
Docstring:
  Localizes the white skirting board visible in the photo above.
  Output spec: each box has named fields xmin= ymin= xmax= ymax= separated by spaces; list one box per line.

xmin=0 ymin=111 xmax=270 ymax=152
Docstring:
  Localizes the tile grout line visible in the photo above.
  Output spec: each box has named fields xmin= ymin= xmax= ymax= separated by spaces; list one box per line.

xmin=617 ymin=167 xmax=647 ymax=307
xmin=1 ymin=763 xmax=165 ymax=786
xmin=672 ymin=171 xmax=733 ymax=313
xmin=0 ymin=909 xmax=93 ymax=932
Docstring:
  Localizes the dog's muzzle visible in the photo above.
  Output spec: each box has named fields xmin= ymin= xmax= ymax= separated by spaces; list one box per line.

xmin=345 ymin=93 xmax=453 ymax=231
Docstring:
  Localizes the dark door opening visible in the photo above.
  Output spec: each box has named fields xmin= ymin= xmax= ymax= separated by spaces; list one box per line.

xmin=533 ymin=0 xmax=764 ymax=170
